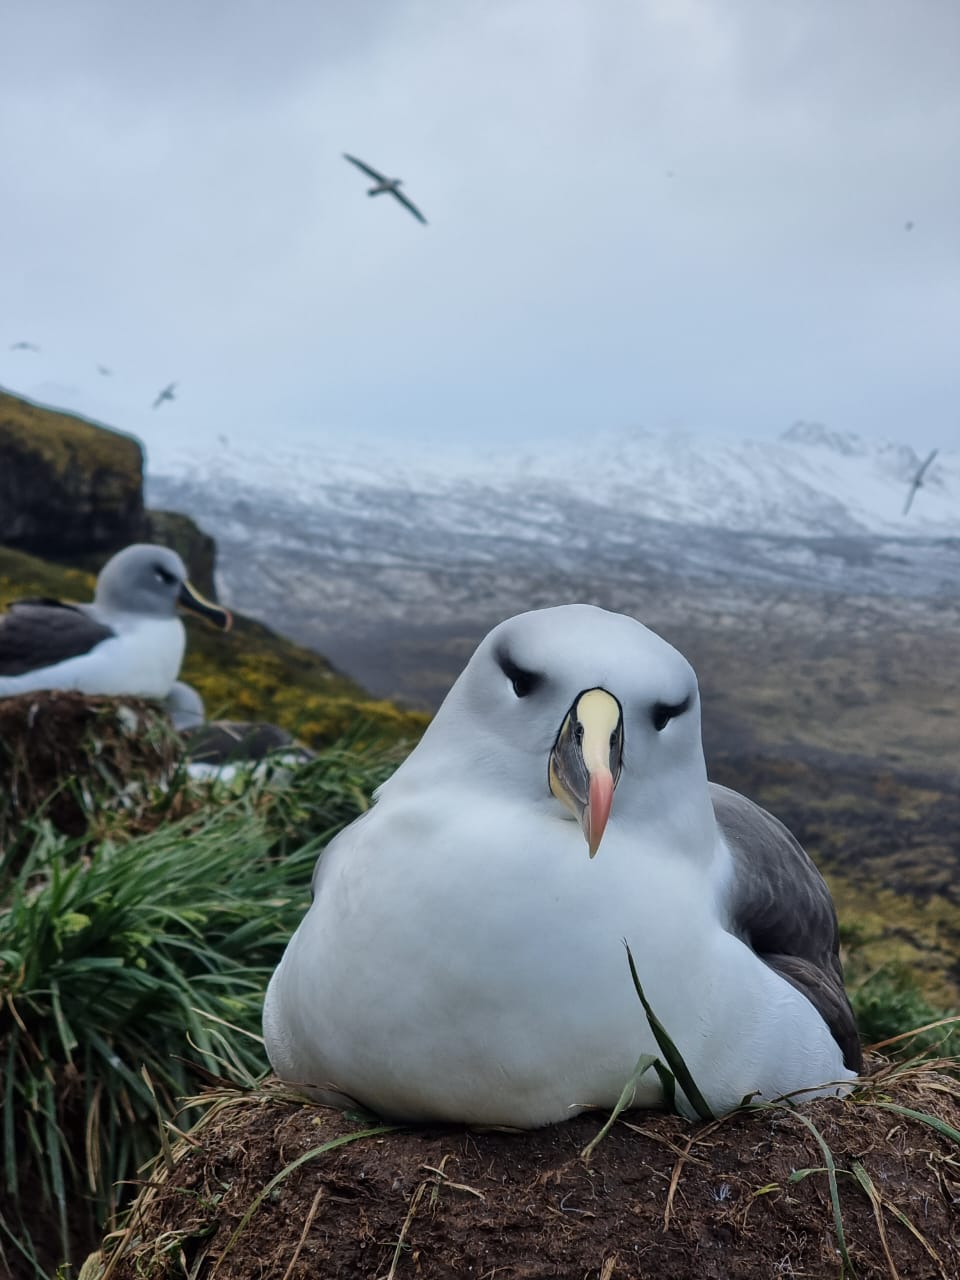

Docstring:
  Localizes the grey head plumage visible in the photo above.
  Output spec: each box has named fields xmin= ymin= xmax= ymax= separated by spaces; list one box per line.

xmin=93 ymin=544 xmax=231 ymax=629
xmin=94 ymin=545 xmax=191 ymax=617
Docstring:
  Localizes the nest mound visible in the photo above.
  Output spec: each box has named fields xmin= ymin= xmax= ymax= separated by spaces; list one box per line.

xmin=98 ymin=1065 xmax=960 ymax=1280
xmin=0 ymin=690 xmax=178 ymax=844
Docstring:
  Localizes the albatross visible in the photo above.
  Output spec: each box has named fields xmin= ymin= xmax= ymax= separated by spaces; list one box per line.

xmin=264 ymin=604 xmax=861 ymax=1127
xmin=163 ymin=680 xmax=314 ymax=781
xmin=342 ymin=153 xmax=428 ymax=225
xmin=0 ymin=544 xmax=231 ymax=700
xmin=903 ymin=448 xmax=938 ymax=515
xmin=152 ymin=381 xmax=177 ymax=410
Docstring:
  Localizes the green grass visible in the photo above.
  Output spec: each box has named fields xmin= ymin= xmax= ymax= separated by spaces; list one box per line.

xmin=0 ymin=737 xmax=401 ymax=1276
xmin=849 ymin=964 xmax=959 ymax=1060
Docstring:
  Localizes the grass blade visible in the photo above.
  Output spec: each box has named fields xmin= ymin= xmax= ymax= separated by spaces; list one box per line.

xmin=850 ymin=1160 xmax=899 ymax=1280
xmin=624 ymin=943 xmax=714 ymax=1121
xmin=785 ymin=1107 xmax=856 ymax=1279
xmin=581 ymin=1054 xmax=660 ymax=1162
xmin=865 ymin=1101 xmax=960 ymax=1147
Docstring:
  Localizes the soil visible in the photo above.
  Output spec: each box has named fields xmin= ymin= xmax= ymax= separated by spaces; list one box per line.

xmin=0 ymin=690 xmax=179 ymax=852
xmin=99 ymin=1065 xmax=960 ymax=1280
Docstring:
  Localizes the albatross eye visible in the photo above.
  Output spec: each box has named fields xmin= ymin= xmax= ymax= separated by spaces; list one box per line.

xmin=651 ymin=696 xmax=691 ymax=732
xmin=154 ymin=565 xmax=177 ymax=586
xmin=495 ymin=649 xmax=542 ymax=699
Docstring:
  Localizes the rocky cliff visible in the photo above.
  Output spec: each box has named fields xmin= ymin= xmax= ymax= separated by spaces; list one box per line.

xmin=0 ymin=390 xmax=428 ymax=744
xmin=0 ymin=388 xmax=144 ymax=555
xmin=0 ymin=388 xmax=219 ymax=594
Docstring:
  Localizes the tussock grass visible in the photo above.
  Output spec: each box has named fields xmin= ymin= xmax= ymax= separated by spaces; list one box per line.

xmin=0 ymin=736 xmax=401 ymax=1277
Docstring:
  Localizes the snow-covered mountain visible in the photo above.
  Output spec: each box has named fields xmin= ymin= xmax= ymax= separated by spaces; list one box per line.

xmin=147 ymin=420 xmax=957 ymax=540
xmin=146 ymin=421 xmax=958 ymax=704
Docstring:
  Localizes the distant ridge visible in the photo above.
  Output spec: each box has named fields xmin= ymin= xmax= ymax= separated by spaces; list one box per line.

xmin=146 ymin=419 xmax=958 ymax=539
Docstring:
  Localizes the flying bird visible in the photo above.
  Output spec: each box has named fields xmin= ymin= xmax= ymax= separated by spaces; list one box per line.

xmin=343 ymin=153 xmax=428 ymax=225
xmin=0 ymin=544 xmax=231 ymax=700
xmin=903 ymin=448 xmax=938 ymax=515
xmin=97 ymin=364 xmax=112 ymax=376
xmin=264 ymin=604 xmax=860 ymax=1127
xmin=9 ymin=341 xmax=39 ymax=352
xmin=152 ymin=381 xmax=177 ymax=409
xmin=903 ymin=220 xmax=915 ymax=232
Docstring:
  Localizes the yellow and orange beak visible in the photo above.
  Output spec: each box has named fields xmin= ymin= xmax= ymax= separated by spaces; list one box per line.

xmin=548 ymin=688 xmax=623 ymax=857
xmin=177 ymin=580 xmax=233 ymax=631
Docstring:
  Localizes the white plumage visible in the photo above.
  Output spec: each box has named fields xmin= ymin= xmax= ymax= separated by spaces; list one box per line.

xmin=0 ymin=543 xmax=230 ymax=700
xmin=264 ymin=604 xmax=857 ymax=1126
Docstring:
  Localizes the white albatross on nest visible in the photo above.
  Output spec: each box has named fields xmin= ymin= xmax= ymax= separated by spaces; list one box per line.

xmin=264 ymin=604 xmax=861 ymax=1126
xmin=0 ymin=544 xmax=231 ymax=700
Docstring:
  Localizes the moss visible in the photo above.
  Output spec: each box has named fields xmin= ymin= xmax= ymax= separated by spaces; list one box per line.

xmin=0 ymin=546 xmax=95 ymax=603
xmin=0 ymin=388 xmax=141 ymax=479
xmin=0 ymin=389 xmax=145 ymax=555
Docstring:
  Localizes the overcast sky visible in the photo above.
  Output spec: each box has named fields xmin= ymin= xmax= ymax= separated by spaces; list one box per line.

xmin=1 ymin=1 xmax=957 ymax=464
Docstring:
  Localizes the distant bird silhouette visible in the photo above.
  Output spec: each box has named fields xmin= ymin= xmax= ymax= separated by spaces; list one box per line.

xmin=152 ymin=381 xmax=177 ymax=410
xmin=97 ymin=364 xmax=112 ymax=376
xmin=343 ymin=153 xmax=427 ymax=225
xmin=903 ymin=449 xmax=938 ymax=515
xmin=9 ymin=341 xmax=39 ymax=352
xmin=904 ymin=220 xmax=915 ymax=232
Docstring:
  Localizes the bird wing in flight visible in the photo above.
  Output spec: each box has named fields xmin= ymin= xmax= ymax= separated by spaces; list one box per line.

xmin=391 ymin=188 xmax=428 ymax=225
xmin=914 ymin=448 xmax=938 ymax=484
xmin=343 ymin=153 xmax=389 ymax=183
xmin=903 ymin=449 xmax=939 ymax=515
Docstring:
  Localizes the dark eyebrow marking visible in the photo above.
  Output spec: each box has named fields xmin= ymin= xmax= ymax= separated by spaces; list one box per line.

xmin=494 ymin=645 xmax=544 ymax=698
xmin=651 ymin=694 xmax=692 ymax=731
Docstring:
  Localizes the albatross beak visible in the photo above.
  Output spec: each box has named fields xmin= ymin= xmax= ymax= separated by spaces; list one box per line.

xmin=177 ymin=581 xmax=233 ymax=631
xmin=548 ymin=688 xmax=624 ymax=857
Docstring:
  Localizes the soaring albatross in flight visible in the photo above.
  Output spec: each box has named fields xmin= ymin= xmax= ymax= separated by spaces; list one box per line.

xmin=0 ymin=544 xmax=231 ymax=700
xmin=342 ymin=153 xmax=428 ymax=224
xmin=903 ymin=448 xmax=938 ymax=515
xmin=152 ymin=381 xmax=177 ymax=410
xmin=264 ymin=604 xmax=861 ymax=1127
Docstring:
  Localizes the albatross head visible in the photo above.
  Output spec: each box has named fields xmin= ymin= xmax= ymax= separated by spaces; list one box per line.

xmin=403 ymin=604 xmax=712 ymax=860
xmin=95 ymin=544 xmax=232 ymax=630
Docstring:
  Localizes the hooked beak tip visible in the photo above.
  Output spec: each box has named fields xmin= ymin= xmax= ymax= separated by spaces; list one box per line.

xmin=584 ymin=767 xmax=615 ymax=858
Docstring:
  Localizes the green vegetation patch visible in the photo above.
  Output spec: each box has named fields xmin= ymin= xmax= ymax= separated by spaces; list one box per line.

xmin=0 ymin=738 xmax=400 ymax=1278
xmin=0 ymin=389 xmax=141 ymax=482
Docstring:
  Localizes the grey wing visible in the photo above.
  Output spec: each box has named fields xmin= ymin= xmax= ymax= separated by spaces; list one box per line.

xmin=711 ymin=782 xmax=862 ymax=1072
xmin=391 ymin=189 xmax=428 ymax=224
xmin=182 ymin=721 xmax=298 ymax=764
xmin=343 ymin=153 xmax=387 ymax=182
xmin=0 ymin=600 xmax=115 ymax=677
xmin=915 ymin=448 xmax=938 ymax=484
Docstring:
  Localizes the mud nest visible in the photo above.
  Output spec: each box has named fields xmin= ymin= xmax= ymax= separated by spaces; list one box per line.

xmin=96 ymin=1062 xmax=960 ymax=1280
xmin=0 ymin=690 xmax=178 ymax=846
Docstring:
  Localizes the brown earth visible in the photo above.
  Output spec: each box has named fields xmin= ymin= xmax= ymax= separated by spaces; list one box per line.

xmin=96 ymin=1064 xmax=960 ymax=1280
xmin=0 ymin=690 xmax=178 ymax=850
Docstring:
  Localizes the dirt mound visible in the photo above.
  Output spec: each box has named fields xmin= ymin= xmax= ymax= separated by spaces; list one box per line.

xmin=98 ymin=1064 xmax=960 ymax=1280
xmin=0 ymin=690 xmax=178 ymax=846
